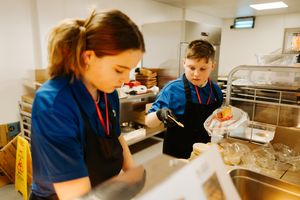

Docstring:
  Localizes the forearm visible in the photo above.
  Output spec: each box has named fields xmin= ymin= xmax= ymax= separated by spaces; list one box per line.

xmin=53 ymin=176 xmax=91 ymax=200
xmin=119 ymin=135 xmax=135 ymax=171
xmin=145 ymin=111 xmax=162 ymax=128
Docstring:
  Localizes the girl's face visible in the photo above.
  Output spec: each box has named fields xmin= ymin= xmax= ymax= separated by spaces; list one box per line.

xmin=183 ymin=58 xmax=215 ymax=86
xmin=82 ymin=49 xmax=143 ymax=93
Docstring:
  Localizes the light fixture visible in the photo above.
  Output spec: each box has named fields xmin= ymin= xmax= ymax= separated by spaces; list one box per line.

xmin=250 ymin=1 xmax=288 ymax=10
xmin=230 ymin=16 xmax=255 ymax=29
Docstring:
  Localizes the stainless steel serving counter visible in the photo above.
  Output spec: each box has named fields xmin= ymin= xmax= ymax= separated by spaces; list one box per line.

xmin=223 ymin=137 xmax=300 ymax=186
xmin=80 ymin=137 xmax=300 ymax=200
xmin=136 ymin=154 xmax=187 ymax=197
xmin=78 ymin=154 xmax=187 ymax=200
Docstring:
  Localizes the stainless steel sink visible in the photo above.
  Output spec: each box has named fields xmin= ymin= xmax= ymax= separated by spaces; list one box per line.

xmin=229 ymin=168 xmax=300 ymax=200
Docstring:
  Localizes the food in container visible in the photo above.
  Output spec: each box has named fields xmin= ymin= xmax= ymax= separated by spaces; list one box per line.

xmin=216 ymin=106 xmax=233 ymax=121
xmin=204 ymin=106 xmax=249 ymax=143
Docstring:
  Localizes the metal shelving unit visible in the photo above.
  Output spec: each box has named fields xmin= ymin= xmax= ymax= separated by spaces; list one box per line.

xmin=19 ymin=100 xmax=32 ymax=142
xmin=19 ymin=78 xmax=39 ymax=142
xmin=225 ymin=65 xmax=300 ymax=127
xmin=120 ymin=92 xmax=156 ymax=103
xmin=119 ymin=92 xmax=165 ymax=145
xmin=223 ymin=65 xmax=300 ymax=143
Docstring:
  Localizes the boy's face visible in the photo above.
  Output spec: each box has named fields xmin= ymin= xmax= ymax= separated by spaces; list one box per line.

xmin=183 ymin=58 xmax=215 ymax=86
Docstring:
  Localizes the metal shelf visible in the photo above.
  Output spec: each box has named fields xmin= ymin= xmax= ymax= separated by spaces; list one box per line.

xmin=125 ymin=127 xmax=165 ymax=146
xmin=225 ymin=65 xmax=300 ymax=127
xmin=120 ymin=91 xmax=163 ymax=145
xmin=19 ymin=100 xmax=32 ymax=142
xmin=120 ymin=92 xmax=156 ymax=103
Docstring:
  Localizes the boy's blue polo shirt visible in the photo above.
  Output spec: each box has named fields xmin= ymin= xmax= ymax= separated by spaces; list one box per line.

xmin=30 ymin=76 xmax=121 ymax=197
xmin=148 ymin=75 xmax=223 ymax=116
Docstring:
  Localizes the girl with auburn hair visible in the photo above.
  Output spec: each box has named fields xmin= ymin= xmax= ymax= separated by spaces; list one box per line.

xmin=30 ymin=9 xmax=145 ymax=200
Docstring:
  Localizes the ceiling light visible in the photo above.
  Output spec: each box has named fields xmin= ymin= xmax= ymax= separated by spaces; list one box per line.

xmin=250 ymin=1 xmax=288 ymax=10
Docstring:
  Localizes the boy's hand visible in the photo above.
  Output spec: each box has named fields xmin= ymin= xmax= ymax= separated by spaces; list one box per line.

xmin=156 ymin=108 xmax=177 ymax=128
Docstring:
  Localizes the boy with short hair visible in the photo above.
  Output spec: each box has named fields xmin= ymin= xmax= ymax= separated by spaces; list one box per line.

xmin=145 ymin=39 xmax=223 ymax=159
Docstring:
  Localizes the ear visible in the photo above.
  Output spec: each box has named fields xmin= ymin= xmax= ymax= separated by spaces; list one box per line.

xmin=211 ymin=61 xmax=216 ymax=71
xmin=182 ymin=59 xmax=186 ymax=68
xmin=82 ymin=50 xmax=94 ymax=65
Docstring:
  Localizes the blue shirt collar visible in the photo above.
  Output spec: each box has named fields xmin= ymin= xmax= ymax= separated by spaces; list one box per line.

xmin=69 ymin=77 xmax=96 ymax=118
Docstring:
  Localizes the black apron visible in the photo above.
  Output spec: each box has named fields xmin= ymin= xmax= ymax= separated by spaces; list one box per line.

xmin=30 ymin=91 xmax=123 ymax=200
xmin=74 ymin=91 xmax=124 ymax=187
xmin=163 ymin=74 xmax=221 ymax=159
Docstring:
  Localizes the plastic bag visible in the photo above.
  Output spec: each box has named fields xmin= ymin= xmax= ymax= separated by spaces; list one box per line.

xmin=204 ymin=106 xmax=249 ymax=142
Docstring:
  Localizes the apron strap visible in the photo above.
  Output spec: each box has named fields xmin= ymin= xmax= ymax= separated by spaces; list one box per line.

xmin=211 ymin=82 xmax=222 ymax=107
xmin=70 ymin=88 xmax=123 ymax=187
xmin=71 ymin=89 xmax=117 ymax=137
xmin=70 ymin=89 xmax=118 ymax=158
xmin=183 ymin=74 xmax=193 ymax=103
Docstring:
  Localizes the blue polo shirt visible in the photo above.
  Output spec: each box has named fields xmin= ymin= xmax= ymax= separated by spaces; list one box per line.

xmin=148 ymin=75 xmax=223 ymax=116
xmin=30 ymin=76 xmax=121 ymax=197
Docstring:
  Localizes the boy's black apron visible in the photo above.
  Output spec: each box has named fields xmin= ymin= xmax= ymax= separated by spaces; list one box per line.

xmin=163 ymin=74 xmax=221 ymax=159
xmin=73 ymin=91 xmax=124 ymax=187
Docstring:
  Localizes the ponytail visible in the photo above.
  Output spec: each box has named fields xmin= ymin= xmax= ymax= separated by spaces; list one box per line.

xmin=48 ymin=18 xmax=87 ymax=78
xmin=48 ymin=10 xmax=145 ymax=79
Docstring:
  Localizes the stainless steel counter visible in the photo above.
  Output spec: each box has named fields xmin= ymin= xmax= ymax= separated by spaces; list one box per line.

xmin=223 ymin=137 xmax=300 ymax=186
xmin=80 ymin=134 xmax=300 ymax=200
xmin=136 ymin=154 xmax=186 ymax=197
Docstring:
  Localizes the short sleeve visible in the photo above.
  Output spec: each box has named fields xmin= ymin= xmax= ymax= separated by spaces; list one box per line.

xmin=31 ymin=108 xmax=88 ymax=183
xmin=147 ymin=80 xmax=186 ymax=116
xmin=147 ymin=89 xmax=171 ymax=113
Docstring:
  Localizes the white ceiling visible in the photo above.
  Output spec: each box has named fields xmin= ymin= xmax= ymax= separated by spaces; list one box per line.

xmin=153 ymin=0 xmax=300 ymax=19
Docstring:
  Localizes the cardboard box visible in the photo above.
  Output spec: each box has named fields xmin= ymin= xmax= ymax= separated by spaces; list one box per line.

xmin=25 ymin=69 xmax=49 ymax=90
xmin=21 ymin=94 xmax=34 ymax=105
xmin=0 ymin=122 xmax=20 ymax=148
xmin=272 ymin=126 xmax=300 ymax=152
xmin=0 ymin=174 xmax=11 ymax=187
xmin=35 ymin=69 xmax=49 ymax=84
xmin=145 ymin=103 xmax=153 ymax=113
xmin=0 ymin=136 xmax=18 ymax=182
xmin=0 ymin=126 xmax=8 ymax=148
xmin=228 ymin=126 xmax=300 ymax=152
xmin=20 ymin=94 xmax=34 ymax=113
xmin=0 ymin=136 xmax=32 ymax=184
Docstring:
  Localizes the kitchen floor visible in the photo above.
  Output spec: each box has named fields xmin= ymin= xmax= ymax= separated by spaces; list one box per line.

xmin=0 ymin=137 xmax=163 ymax=200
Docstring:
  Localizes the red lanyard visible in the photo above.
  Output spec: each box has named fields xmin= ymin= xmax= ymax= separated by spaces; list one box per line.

xmin=194 ymin=79 xmax=212 ymax=105
xmin=94 ymin=93 xmax=110 ymax=136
